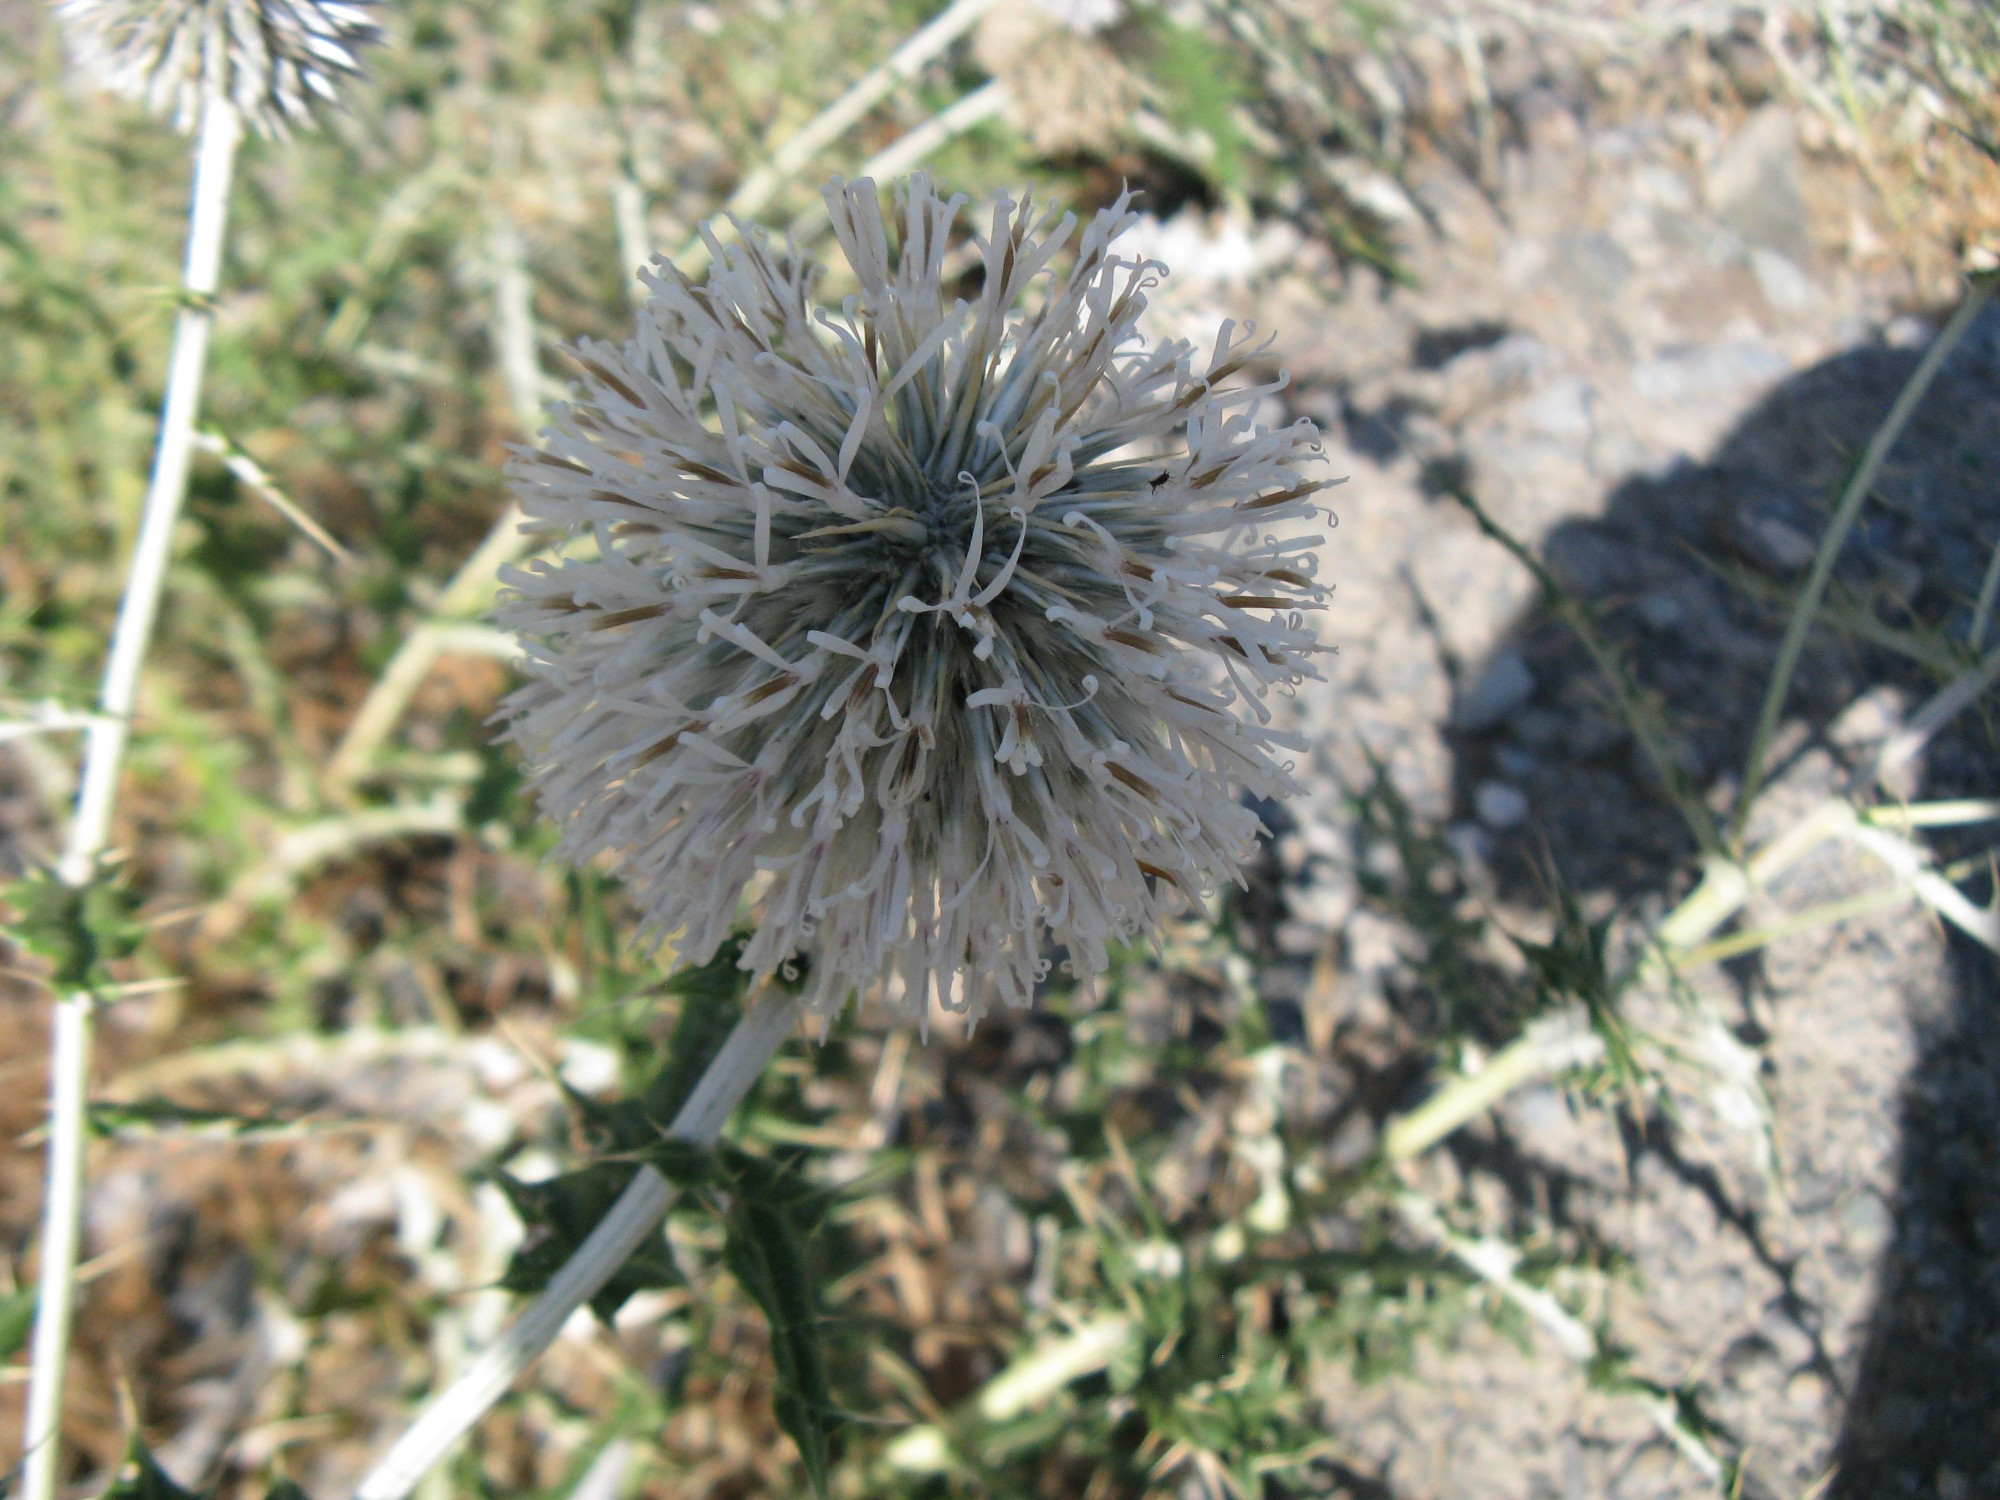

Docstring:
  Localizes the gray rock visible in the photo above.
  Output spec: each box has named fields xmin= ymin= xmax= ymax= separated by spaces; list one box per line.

xmin=1751 ymin=247 xmax=1820 ymax=316
xmin=1454 ymin=648 xmax=1538 ymax=733
xmin=1884 ymin=314 xmax=1936 ymax=349
xmin=1474 ymin=780 xmax=1531 ymax=829
xmin=1631 ymin=340 xmax=1790 ymax=407
xmin=1837 ymin=1190 xmax=1894 ymax=1252
xmin=1437 ymin=333 xmax=1553 ymax=423
xmin=1514 ymin=375 xmax=1595 ymax=443
xmin=1557 ymin=231 xmax=1633 ymax=303
xmin=1742 ymin=512 xmax=1818 ymax=574
xmin=1706 ymin=104 xmax=1813 ymax=263
xmin=1638 ymin=589 xmax=1686 ymax=631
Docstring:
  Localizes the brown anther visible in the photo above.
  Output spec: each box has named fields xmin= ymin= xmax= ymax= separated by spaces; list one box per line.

xmin=635 ymin=730 xmax=683 ymax=767
xmin=1239 ymin=480 xmax=1323 ymax=512
xmin=589 ymin=603 xmax=671 ymax=629
xmin=573 ymin=355 xmax=645 ymax=408
xmin=1107 ymin=763 xmax=1155 ymax=799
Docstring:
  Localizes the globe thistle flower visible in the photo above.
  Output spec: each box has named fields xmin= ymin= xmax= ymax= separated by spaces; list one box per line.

xmin=56 ymin=0 xmax=382 ymax=137
xmin=499 ymin=175 xmax=1330 ymax=1025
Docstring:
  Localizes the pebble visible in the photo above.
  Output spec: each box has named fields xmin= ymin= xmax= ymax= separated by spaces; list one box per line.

xmin=1884 ymin=314 xmax=1936 ymax=349
xmin=1638 ymin=589 xmax=1686 ymax=631
xmin=1454 ymin=648 xmax=1538 ymax=733
xmin=1474 ymin=780 xmax=1531 ymax=829
xmin=1289 ymin=870 xmax=1358 ymax=930
xmin=1705 ymin=104 xmax=1813 ymax=263
xmin=1743 ymin=513 xmax=1818 ymax=574
xmin=1837 ymin=1190 xmax=1894 ymax=1250
xmin=1631 ymin=340 xmax=1790 ymax=407
xmin=1751 ymin=247 xmax=1820 ymax=315
xmin=1514 ymin=374 xmax=1595 ymax=442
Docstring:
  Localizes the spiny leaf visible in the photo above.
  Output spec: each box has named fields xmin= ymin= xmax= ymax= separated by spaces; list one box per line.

xmin=637 ymin=1135 xmax=717 ymax=1191
xmin=500 ymin=939 xmax=757 ymax=1327
xmin=1515 ymin=887 xmax=1644 ymax=1092
xmin=571 ymin=935 xmax=754 ymax=1155
xmin=95 ymin=1440 xmax=202 ymax=1500
xmin=86 ymin=1098 xmax=286 ymax=1137
xmin=643 ymin=935 xmax=756 ymax=1125
xmin=5 ymin=861 xmax=144 ymax=991
xmin=1516 ymin=888 xmax=1615 ymax=1006
xmin=713 ymin=1147 xmax=838 ymax=1497
xmin=90 ymin=1436 xmax=312 ymax=1500
xmin=497 ymin=1161 xmax=681 ymax=1322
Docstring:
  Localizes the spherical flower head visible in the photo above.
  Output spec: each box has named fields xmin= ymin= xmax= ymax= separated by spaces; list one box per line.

xmin=56 ymin=0 xmax=383 ymax=138
xmin=498 ymin=175 xmax=1331 ymax=1025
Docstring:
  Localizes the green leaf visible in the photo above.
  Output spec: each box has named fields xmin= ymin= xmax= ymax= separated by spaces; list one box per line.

xmin=96 ymin=1440 xmax=202 ymax=1500
xmin=85 ymin=1436 xmax=307 ymax=1500
xmin=644 ymin=936 xmax=758 ymax=1122
xmin=636 ymin=1135 xmax=717 ymax=1190
xmin=571 ymin=936 xmax=755 ymax=1156
xmin=0 ymin=1283 xmax=37 ymax=1359
xmin=86 ymin=1099 xmax=282 ymax=1137
xmin=713 ymin=1148 xmax=838 ymax=1497
xmin=497 ymin=1161 xmax=682 ymax=1322
xmin=1516 ymin=889 xmax=1614 ymax=1007
xmin=5 ymin=862 xmax=143 ymax=991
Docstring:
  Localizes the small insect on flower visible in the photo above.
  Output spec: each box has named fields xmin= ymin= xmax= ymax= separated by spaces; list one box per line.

xmin=56 ymin=0 xmax=383 ymax=137
xmin=499 ymin=175 xmax=1332 ymax=1025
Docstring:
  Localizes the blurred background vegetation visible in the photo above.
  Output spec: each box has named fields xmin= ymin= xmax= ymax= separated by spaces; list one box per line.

xmin=3 ymin=0 xmax=1998 ymax=1497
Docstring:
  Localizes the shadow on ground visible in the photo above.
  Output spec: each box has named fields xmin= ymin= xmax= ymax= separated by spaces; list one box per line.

xmin=1441 ymin=306 xmax=2000 ymax=1497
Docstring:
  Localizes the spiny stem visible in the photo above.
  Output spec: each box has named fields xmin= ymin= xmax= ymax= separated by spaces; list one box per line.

xmin=1380 ymin=1009 xmax=1606 ymax=1163
xmin=18 ymin=995 xmax=94 ymax=1500
xmin=350 ymin=991 xmax=799 ymax=1500
xmin=61 ymin=98 xmax=242 ymax=885
xmin=20 ymin=81 xmax=243 ymax=1500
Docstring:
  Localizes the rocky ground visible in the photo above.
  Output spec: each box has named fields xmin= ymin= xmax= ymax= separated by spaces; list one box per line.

xmin=1200 ymin=76 xmax=2000 ymax=1500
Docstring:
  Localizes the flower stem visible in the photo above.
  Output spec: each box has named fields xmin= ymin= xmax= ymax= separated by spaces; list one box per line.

xmin=18 ymin=85 xmax=241 ymax=1500
xmin=351 ymin=990 xmax=799 ymax=1500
